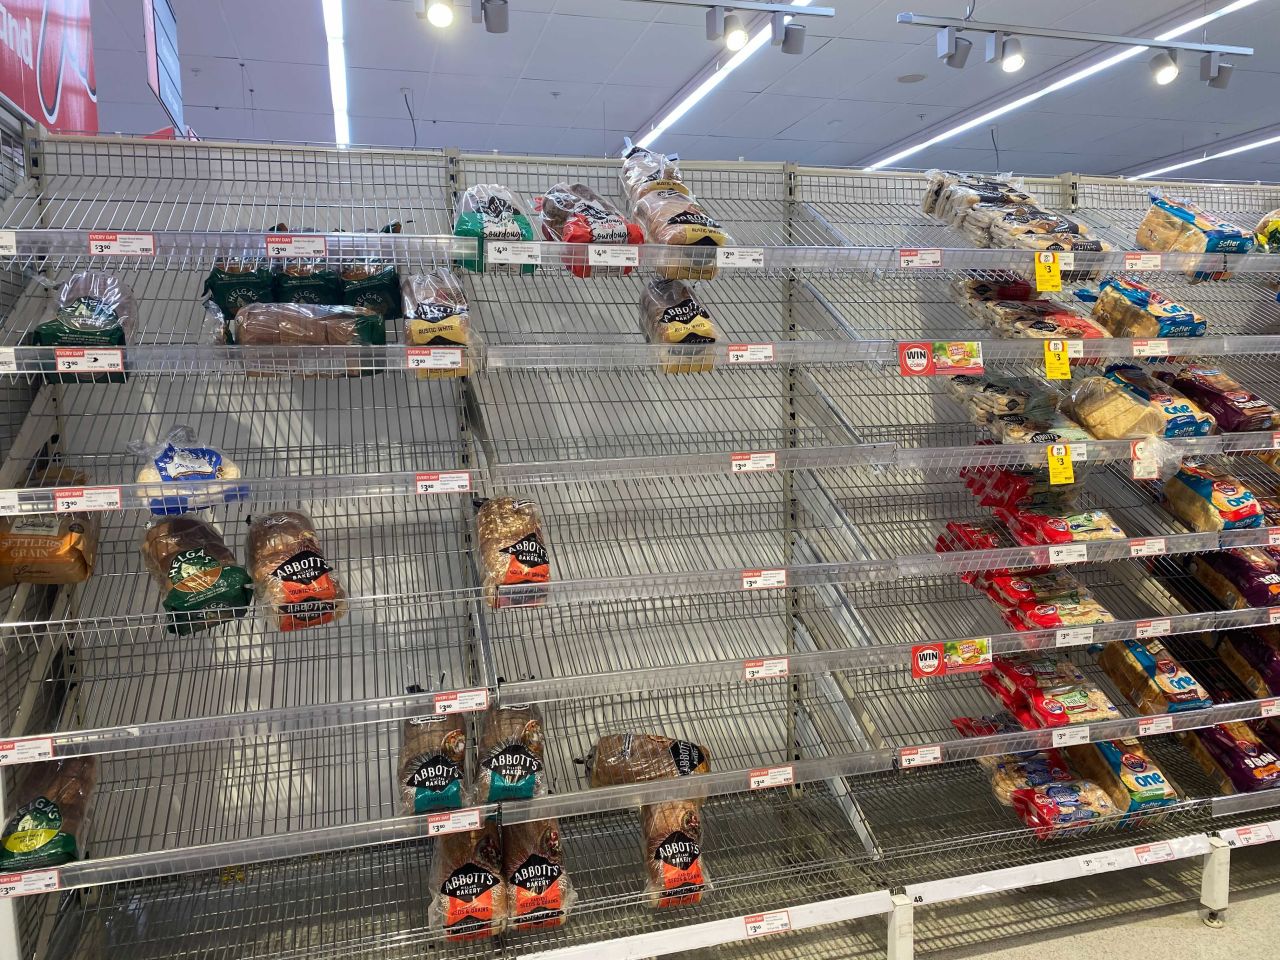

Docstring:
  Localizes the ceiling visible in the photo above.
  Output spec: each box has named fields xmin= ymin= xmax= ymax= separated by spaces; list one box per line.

xmin=90 ymin=0 xmax=1280 ymax=179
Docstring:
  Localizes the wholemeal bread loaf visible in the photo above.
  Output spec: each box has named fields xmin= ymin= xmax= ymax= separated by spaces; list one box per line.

xmin=247 ymin=511 xmax=347 ymax=631
xmin=0 ymin=757 xmax=97 ymax=870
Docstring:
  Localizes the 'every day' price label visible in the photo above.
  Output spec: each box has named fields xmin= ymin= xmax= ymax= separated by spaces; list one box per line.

xmin=0 ymin=869 xmax=59 ymax=898
xmin=265 ymin=234 xmax=327 ymax=257
xmin=434 ymin=689 xmax=489 ymax=715
xmin=52 ymin=486 xmax=121 ymax=512
xmin=406 ymin=347 xmax=462 ymax=370
xmin=415 ymin=471 xmax=471 ymax=495
xmin=88 ymin=231 xmax=155 ymax=255
xmin=0 ymin=737 xmax=53 ymax=766
xmin=742 ymin=569 xmax=787 ymax=590
xmin=54 ymin=347 xmax=124 ymax=373
xmin=427 ymin=808 xmax=482 ymax=837
xmin=744 ymin=910 xmax=792 ymax=937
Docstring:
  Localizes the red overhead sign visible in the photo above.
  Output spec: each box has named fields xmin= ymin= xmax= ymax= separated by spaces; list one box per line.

xmin=0 ymin=0 xmax=96 ymax=133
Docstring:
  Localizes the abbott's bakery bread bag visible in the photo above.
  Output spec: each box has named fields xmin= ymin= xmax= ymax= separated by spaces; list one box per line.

xmin=620 ymin=144 xmax=691 ymax=206
xmin=642 ymin=799 xmax=708 ymax=908
xmin=247 ymin=511 xmax=348 ymax=631
xmin=453 ymin=184 xmax=536 ymax=275
xmin=503 ymin=819 xmax=575 ymax=930
xmin=429 ymin=822 xmax=508 ymax=941
xmin=140 ymin=516 xmax=253 ymax=635
xmin=473 ymin=704 xmax=546 ymax=803
xmin=401 ymin=270 xmax=472 ymax=378
xmin=639 ymin=278 xmax=719 ymax=373
xmin=586 ymin=734 xmax=711 ymax=787
xmin=475 ymin=497 xmax=550 ymax=608
xmin=398 ymin=708 xmax=468 ymax=813
xmin=540 ymin=182 xmax=643 ymax=278
xmin=128 ymin=424 xmax=247 ymax=515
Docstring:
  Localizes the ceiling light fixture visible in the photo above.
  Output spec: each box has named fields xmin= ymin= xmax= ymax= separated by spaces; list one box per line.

xmin=936 ymin=26 xmax=971 ymax=68
xmin=1201 ymin=51 xmax=1233 ymax=88
xmin=321 ymin=0 xmax=350 ymax=146
xmin=865 ymin=0 xmax=1262 ymax=171
xmin=772 ymin=11 xmax=806 ymax=54
xmin=724 ymin=13 xmax=749 ymax=51
xmin=422 ymin=0 xmax=455 ymax=27
xmin=985 ymin=33 xmax=1024 ymax=72
xmin=1129 ymin=128 xmax=1280 ymax=179
xmin=1150 ymin=49 xmax=1179 ymax=84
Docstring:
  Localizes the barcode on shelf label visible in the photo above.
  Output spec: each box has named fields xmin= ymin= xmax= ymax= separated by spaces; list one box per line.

xmin=588 ymin=244 xmax=639 ymax=267
xmin=1139 ymin=715 xmax=1175 ymax=736
xmin=0 ymin=737 xmax=53 ymax=765
xmin=717 ymin=247 xmax=765 ymax=269
xmin=0 ymin=869 xmax=59 ymax=897
xmin=433 ymin=689 xmax=489 ymax=715
xmin=1079 ymin=849 xmax=1137 ymax=874
xmin=1132 ymin=339 xmax=1169 ymax=357
xmin=1049 ymin=543 xmax=1088 ymax=565
xmin=744 ymin=657 xmax=789 ymax=681
xmin=1055 ymin=626 xmax=1094 ymax=648
xmin=1070 ymin=443 xmax=1087 ymax=461
xmin=88 ymin=231 xmax=155 ymax=255
xmin=1124 ymin=252 xmax=1162 ymax=271
xmin=898 ymin=248 xmax=942 ymax=268
xmin=742 ymin=568 xmax=787 ymax=590
xmin=487 ymin=241 xmax=541 ymax=265
xmin=744 ymin=910 xmax=792 ymax=937
xmin=749 ymin=765 xmax=794 ymax=790
xmin=898 ymin=744 xmax=942 ymax=768
xmin=1136 ymin=618 xmax=1172 ymax=640
xmin=54 ymin=347 xmax=124 ymax=373
xmin=0 ymin=347 xmax=17 ymax=373
xmin=406 ymin=347 xmax=463 ymax=370
xmin=426 ymin=808 xmax=482 ymax=837
xmin=1134 ymin=842 xmax=1174 ymax=865
xmin=1222 ymin=824 xmax=1276 ymax=847
xmin=1260 ymin=698 xmax=1280 ymax=718
xmin=1130 ymin=538 xmax=1167 ymax=558
xmin=0 ymin=230 xmax=17 ymax=255
xmin=265 ymin=234 xmax=327 ymax=257
xmin=415 ymin=471 xmax=471 ymax=495
xmin=727 ymin=343 xmax=775 ymax=365
xmin=731 ymin=452 xmax=777 ymax=473
xmin=52 ymin=486 xmax=121 ymax=512
xmin=1052 ymin=726 xmax=1090 ymax=747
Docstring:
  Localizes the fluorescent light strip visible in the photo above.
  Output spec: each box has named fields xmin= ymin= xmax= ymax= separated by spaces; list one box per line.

xmin=322 ymin=0 xmax=351 ymax=146
xmin=865 ymin=0 xmax=1262 ymax=170
xmin=636 ymin=0 xmax=812 ymax=149
xmin=1130 ymin=131 xmax=1280 ymax=179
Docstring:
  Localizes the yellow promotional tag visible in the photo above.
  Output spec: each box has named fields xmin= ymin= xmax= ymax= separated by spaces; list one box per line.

xmin=1044 ymin=339 xmax=1072 ymax=380
xmin=1035 ymin=251 xmax=1062 ymax=292
xmin=1047 ymin=443 xmax=1075 ymax=485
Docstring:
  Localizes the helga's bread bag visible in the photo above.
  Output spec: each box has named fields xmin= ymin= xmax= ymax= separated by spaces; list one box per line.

xmin=203 ymin=262 xmax=274 ymax=322
xmin=141 ymin=516 xmax=253 ymax=635
xmin=0 ymin=758 xmax=97 ymax=870
xmin=247 ymin=511 xmax=347 ymax=631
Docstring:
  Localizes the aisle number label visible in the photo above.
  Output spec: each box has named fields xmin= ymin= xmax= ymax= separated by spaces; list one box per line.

xmin=1132 ymin=339 xmax=1169 ymax=357
xmin=88 ymin=231 xmax=155 ymax=256
xmin=415 ymin=471 xmax=471 ymax=495
xmin=1134 ymin=842 xmax=1175 ymax=865
xmin=588 ymin=244 xmax=638 ymax=268
xmin=1221 ymin=824 xmax=1276 ymax=847
xmin=1047 ymin=444 xmax=1075 ymax=485
xmin=1124 ymin=253 xmax=1163 ymax=271
xmin=426 ymin=808 xmax=483 ymax=837
xmin=1043 ymin=339 xmax=1080 ymax=380
xmin=1055 ymin=627 xmax=1094 ymax=648
xmin=744 ymin=657 xmax=789 ymax=681
xmin=52 ymin=486 xmax=121 ymax=512
xmin=745 ymin=910 xmax=792 ymax=937
xmin=0 ymin=230 xmax=17 ymax=255
xmin=1052 ymin=726 xmax=1090 ymax=747
xmin=1048 ymin=543 xmax=1088 ymax=565
xmin=731 ymin=452 xmax=777 ymax=474
xmin=1260 ymin=698 xmax=1280 ymax=719
xmin=728 ymin=343 xmax=775 ymax=365
xmin=1136 ymin=618 xmax=1172 ymax=640
xmin=1131 ymin=439 xmax=1160 ymax=481
xmin=898 ymin=744 xmax=942 ymax=768
xmin=0 ymin=869 xmax=59 ymax=897
xmin=898 ymin=248 xmax=942 ymax=269
xmin=742 ymin=569 xmax=787 ymax=591
xmin=1034 ymin=252 xmax=1062 ymax=292
xmin=265 ymin=234 xmax=327 ymax=258
xmin=717 ymin=247 xmax=765 ymax=269
xmin=406 ymin=347 xmax=463 ymax=370
xmin=1138 ymin=715 xmax=1174 ymax=736
xmin=0 ymin=737 xmax=53 ymax=766
xmin=487 ymin=241 xmax=542 ymax=265
xmin=1130 ymin=538 xmax=1167 ymax=558
xmin=749 ymin=765 xmax=794 ymax=790
xmin=433 ymin=689 xmax=489 ymax=715
xmin=54 ymin=347 xmax=124 ymax=373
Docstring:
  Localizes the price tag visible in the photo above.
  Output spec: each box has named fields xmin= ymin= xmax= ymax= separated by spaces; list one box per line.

xmin=1134 ymin=842 xmax=1174 ymax=865
xmin=0 ymin=869 xmax=59 ymax=897
xmin=1049 ymin=543 xmax=1088 ymax=565
xmin=415 ymin=471 xmax=471 ymax=495
xmin=1270 ymin=530 xmax=1280 ymax=548
xmin=264 ymin=233 xmax=327 ymax=257
xmin=727 ymin=343 xmax=775 ymax=365
xmin=1079 ymin=850 xmax=1136 ymax=874
xmin=1055 ymin=626 xmax=1094 ymax=648
xmin=0 ymin=347 xmax=16 ymax=373
xmin=0 ymin=737 xmax=53 ymax=765
xmin=742 ymin=569 xmax=787 ymax=591
xmin=588 ymin=244 xmax=639 ymax=268
xmin=1052 ymin=726 xmax=1091 ymax=747
xmin=1271 ymin=608 xmax=1280 ymax=626
xmin=1260 ymin=698 xmax=1280 ymax=719
xmin=1132 ymin=339 xmax=1169 ymax=357
xmin=717 ymin=247 xmax=765 ymax=269
xmin=1043 ymin=339 xmax=1081 ymax=380
xmin=898 ymin=248 xmax=942 ymax=269
xmin=1136 ymin=618 xmax=1172 ymax=640
xmin=0 ymin=230 xmax=17 ymax=255
xmin=433 ymin=689 xmax=489 ymax=715
xmin=1130 ymin=439 xmax=1161 ymax=481
xmin=406 ymin=347 xmax=463 ymax=370
xmin=1034 ymin=251 xmax=1062 ymax=292
xmin=1124 ymin=252 xmax=1163 ymax=271
xmin=1272 ymin=432 xmax=1280 ymax=450
xmin=1130 ymin=538 xmax=1166 ymax=558
xmin=426 ymin=808 xmax=482 ymax=837
xmin=744 ymin=657 xmax=789 ymax=681
xmin=53 ymin=347 xmax=124 ymax=373
xmin=1047 ymin=444 xmax=1075 ymax=485
xmin=487 ymin=241 xmax=542 ymax=265
xmin=1223 ymin=824 xmax=1275 ymax=847
xmin=749 ymin=765 xmax=794 ymax=790
xmin=744 ymin=910 xmax=792 ymax=937
xmin=0 ymin=491 xmax=18 ymax=514
xmin=52 ymin=486 xmax=121 ymax=512
xmin=731 ymin=452 xmax=776 ymax=474
xmin=1138 ymin=715 xmax=1174 ymax=736
xmin=88 ymin=231 xmax=155 ymax=255
xmin=898 ymin=744 xmax=942 ymax=768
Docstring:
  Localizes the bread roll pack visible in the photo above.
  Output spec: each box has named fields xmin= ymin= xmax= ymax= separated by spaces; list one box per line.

xmin=247 ymin=511 xmax=347 ymax=631
xmin=128 ymin=424 xmax=247 ymax=515
xmin=639 ymin=278 xmax=719 ymax=373
xmin=140 ymin=516 xmax=253 ymax=635
xmin=1097 ymin=637 xmax=1213 ymax=714
xmin=429 ymin=821 xmax=508 ymax=941
xmin=503 ymin=819 xmax=575 ymax=930
xmin=1162 ymin=463 xmax=1263 ymax=531
xmin=475 ymin=497 xmax=550 ymax=608
xmin=1010 ymin=779 xmax=1118 ymax=840
xmin=399 ymin=710 xmax=468 ymax=813
xmin=0 ymin=757 xmax=97 ymax=870
xmin=453 ymin=184 xmax=536 ymax=275
xmin=473 ymin=704 xmax=546 ymax=803
xmin=1136 ymin=192 xmax=1254 ymax=281
xmin=0 ymin=467 xmax=99 ymax=584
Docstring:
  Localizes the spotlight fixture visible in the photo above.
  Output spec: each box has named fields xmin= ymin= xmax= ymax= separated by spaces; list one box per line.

xmin=423 ymin=0 xmax=454 ymax=27
xmin=482 ymin=0 xmax=508 ymax=32
xmin=1150 ymin=49 xmax=1179 ymax=85
xmin=936 ymin=26 xmax=971 ymax=68
xmin=770 ymin=11 xmax=806 ymax=54
xmin=984 ymin=33 xmax=1024 ymax=72
xmin=1201 ymin=51 xmax=1233 ymax=89
xmin=724 ymin=12 xmax=749 ymax=51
